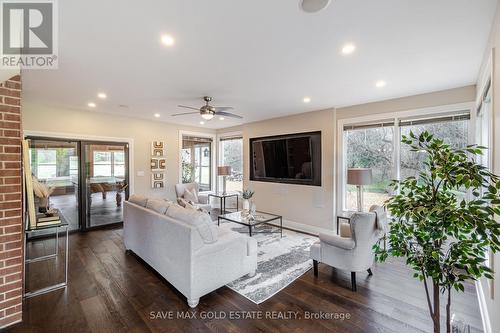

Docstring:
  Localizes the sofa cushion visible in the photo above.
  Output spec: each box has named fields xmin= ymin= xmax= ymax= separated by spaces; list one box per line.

xmin=166 ymin=205 xmax=217 ymax=244
xmin=128 ymin=194 xmax=148 ymax=207
xmin=146 ymin=199 xmax=172 ymax=215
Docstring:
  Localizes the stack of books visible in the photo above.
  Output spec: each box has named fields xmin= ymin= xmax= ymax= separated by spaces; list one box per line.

xmin=36 ymin=214 xmax=61 ymax=227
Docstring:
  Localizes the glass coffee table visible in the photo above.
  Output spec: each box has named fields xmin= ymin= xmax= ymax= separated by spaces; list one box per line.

xmin=218 ymin=211 xmax=283 ymax=237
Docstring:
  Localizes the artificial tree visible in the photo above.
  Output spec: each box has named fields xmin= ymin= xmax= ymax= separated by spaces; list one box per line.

xmin=374 ymin=131 xmax=500 ymax=333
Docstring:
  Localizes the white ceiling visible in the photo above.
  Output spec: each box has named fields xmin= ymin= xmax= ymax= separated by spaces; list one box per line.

xmin=21 ymin=0 xmax=498 ymax=129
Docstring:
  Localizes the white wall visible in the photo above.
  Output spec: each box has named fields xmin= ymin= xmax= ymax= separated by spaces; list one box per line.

xmin=21 ymin=103 xmax=215 ymax=200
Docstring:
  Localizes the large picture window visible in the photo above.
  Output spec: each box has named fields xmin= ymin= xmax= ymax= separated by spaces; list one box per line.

xmin=341 ymin=110 xmax=471 ymax=211
xmin=219 ymin=136 xmax=243 ymax=192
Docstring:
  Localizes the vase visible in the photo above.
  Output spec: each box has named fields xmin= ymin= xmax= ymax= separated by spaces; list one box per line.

xmin=243 ymin=199 xmax=250 ymax=211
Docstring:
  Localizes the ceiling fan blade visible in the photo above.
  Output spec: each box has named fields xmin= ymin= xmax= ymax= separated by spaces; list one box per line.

xmin=178 ymin=105 xmax=201 ymax=111
xmin=171 ymin=111 xmax=200 ymax=117
xmin=215 ymin=111 xmax=243 ymax=119
xmin=213 ymin=106 xmax=234 ymax=111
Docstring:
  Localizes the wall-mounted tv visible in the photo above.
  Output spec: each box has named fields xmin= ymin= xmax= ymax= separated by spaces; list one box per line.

xmin=249 ymin=131 xmax=321 ymax=186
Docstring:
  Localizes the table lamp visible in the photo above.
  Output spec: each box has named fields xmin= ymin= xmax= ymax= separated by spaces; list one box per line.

xmin=347 ymin=168 xmax=372 ymax=212
xmin=218 ymin=166 xmax=232 ymax=195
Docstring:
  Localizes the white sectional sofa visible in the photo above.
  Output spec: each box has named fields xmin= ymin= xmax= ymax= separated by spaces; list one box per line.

xmin=123 ymin=195 xmax=257 ymax=307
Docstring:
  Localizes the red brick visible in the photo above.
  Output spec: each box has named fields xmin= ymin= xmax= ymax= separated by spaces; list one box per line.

xmin=0 ymin=88 xmax=20 ymax=98
xmin=0 ymin=105 xmax=20 ymax=114
xmin=3 ymin=146 xmax=19 ymax=154
xmin=3 ymin=162 xmax=21 ymax=169
xmin=0 ymin=311 xmax=22 ymax=327
xmin=2 ymin=178 xmax=20 ymax=185
xmin=2 ymin=130 xmax=20 ymax=138
xmin=0 ymin=121 xmax=20 ymax=130
xmin=2 ymin=114 xmax=19 ymax=122
xmin=3 ymin=193 xmax=20 ymax=201
xmin=0 ymin=185 xmax=21 ymax=193
xmin=4 ymin=81 xmax=21 ymax=90
xmin=0 ymin=217 xmax=20 ymax=227
xmin=3 ymin=241 xmax=21 ymax=251
xmin=4 ymin=272 xmax=21 ymax=283
xmin=3 ymin=97 xmax=20 ymax=106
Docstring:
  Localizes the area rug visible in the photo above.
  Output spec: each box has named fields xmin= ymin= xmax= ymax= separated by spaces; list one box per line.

xmin=220 ymin=222 xmax=318 ymax=304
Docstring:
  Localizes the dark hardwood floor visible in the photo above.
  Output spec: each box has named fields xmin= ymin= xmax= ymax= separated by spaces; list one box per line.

xmin=6 ymin=227 xmax=483 ymax=333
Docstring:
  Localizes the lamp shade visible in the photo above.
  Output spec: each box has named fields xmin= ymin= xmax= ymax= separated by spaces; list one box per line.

xmin=347 ymin=168 xmax=372 ymax=185
xmin=218 ymin=166 xmax=232 ymax=176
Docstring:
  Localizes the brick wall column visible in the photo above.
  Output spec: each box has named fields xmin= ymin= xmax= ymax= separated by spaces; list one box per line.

xmin=0 ymin=74 xmax=23 ymax=328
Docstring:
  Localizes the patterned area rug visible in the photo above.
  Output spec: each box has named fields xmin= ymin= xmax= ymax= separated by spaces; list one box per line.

xmin=220 ymin=222 xmax=318 ymax=304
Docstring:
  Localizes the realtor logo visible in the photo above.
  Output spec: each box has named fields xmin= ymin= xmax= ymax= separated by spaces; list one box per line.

xmin=1 ymin=0 xmax=58 ymax=69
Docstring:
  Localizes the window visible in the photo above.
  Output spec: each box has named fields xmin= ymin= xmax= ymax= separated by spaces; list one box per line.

xmin=219 ymin=136 xmax=243 ymax=192
xmin=344 ymin=124 xmax=394 ymax=211
xmin=182 ymin=135 xmax=213 ymax=191
xmin=92 ymin=151 xmax=125 ymax=178
xmin=400 ymin=115 xmax=469 ymax=181
xmin=33 ymin=149 xmax=57 ymax=179
xmin=341 ymin=110 xmax=471 ymax=211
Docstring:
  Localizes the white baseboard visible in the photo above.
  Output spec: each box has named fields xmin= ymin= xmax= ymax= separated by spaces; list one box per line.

xmin=476 ymin=280 xmax=492 ymax=333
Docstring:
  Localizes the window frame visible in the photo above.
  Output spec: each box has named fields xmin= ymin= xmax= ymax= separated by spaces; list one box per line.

xmin=336 ymin=102 xmax=475 ymax=213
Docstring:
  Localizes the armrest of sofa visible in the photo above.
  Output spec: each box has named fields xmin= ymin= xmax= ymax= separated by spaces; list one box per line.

xmin=319 ymin=233 xmax=355 ymax=250
xmin=194 ymin=229 xmax=247 ymax=258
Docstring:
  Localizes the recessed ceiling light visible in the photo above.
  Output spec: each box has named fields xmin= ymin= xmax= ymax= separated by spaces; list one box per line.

xmin=154 ymin=113 xmax=161 ymax=118
xmin=199 ymin=121 xmax=205 ymax=125
xmin=87 ymin=102 xmax=96 ymax=108
xmin=375 ymin=80 xmax=387 ymax=88
xmin=97 ymin=92 xmax=107 ymax=99
xmin=300 ymin=0 xmax=332 ymax=13
xmin=219 ymin=117 xmax=225 ymax=120
xmin=161 ymin=34 xmax=175 ymax=47
xmin=341 ymin=43 xmax=356 ymax=55
xmin=303 ymin=97 xmax=311 ymax=103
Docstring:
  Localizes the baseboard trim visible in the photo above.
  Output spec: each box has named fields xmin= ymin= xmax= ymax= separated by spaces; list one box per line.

xmin=476 ymin=280 xmax=492 ymax=333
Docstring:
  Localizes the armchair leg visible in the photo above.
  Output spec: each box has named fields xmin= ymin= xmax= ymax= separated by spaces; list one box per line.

xmin=313 ymin=260 xmax=318 ymax=277
xmin=367 ymin=268 xmax=373 ymax=276
xmin=351 ymin=272 xmax=357 ymax=292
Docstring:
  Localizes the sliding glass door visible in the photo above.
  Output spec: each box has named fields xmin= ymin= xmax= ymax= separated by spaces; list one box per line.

xmin=28 ymin=138 xmax=80 ymax=231
xmin=82 ymin=142 xmax=129 ymax=228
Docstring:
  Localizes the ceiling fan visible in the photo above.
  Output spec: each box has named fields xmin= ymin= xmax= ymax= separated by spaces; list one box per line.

xmin=172 ymin=96 xmax=242 ymax=120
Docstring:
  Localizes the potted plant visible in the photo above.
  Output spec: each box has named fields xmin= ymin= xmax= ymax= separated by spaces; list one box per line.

xmin=241 ymin=189 xmax=255 ymax=212
xmin=374 ymin=131 xmax=500 ymax=333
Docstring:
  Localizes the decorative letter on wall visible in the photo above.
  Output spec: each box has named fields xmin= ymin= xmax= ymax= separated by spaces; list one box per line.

xmin=151 ymin=141 xmax=166 ymax=188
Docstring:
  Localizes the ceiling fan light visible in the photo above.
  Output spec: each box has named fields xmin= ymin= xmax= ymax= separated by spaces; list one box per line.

xmin=201 ymin=113 xmax=214 ymax=120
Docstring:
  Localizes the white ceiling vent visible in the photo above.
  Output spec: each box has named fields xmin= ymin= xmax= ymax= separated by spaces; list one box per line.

xmin=300 ymin=0 xmax=332 ymax=13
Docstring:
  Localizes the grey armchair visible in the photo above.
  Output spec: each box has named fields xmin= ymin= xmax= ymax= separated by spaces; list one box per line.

xmin=175 ymin=182 xmax=212 ymax=211
xmin=310 ymin=208 xmax=385 ymax=291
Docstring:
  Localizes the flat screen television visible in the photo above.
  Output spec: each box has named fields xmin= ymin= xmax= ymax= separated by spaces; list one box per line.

xmin=249 ymin=131 xmax=321 ymax=186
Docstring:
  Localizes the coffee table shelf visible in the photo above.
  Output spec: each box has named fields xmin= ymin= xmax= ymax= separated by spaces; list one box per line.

xmin=218 ymin=211 xmax=283 ymax=237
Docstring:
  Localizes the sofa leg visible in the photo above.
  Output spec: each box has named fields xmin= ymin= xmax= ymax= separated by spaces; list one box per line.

xmin=187 ymin=298 xmax=199 ymax=308
xmin=367 ymin=268 xmax=373 ymax=276
xmin=313 ymin=260 xmax=318 ymax=277
xmin=351 ymin=272 xmax=357 ymax=292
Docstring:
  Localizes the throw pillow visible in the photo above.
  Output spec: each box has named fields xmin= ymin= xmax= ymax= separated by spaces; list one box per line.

xmin=128 ymin=194 xmax=148 ymax=207
xmin=166 ymin=205 xmax=217 ymax=244
xmin=146 ymin=199 xmax=172 ymax=214
xmin=183 ymin=188 xmax=198 ymax=203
